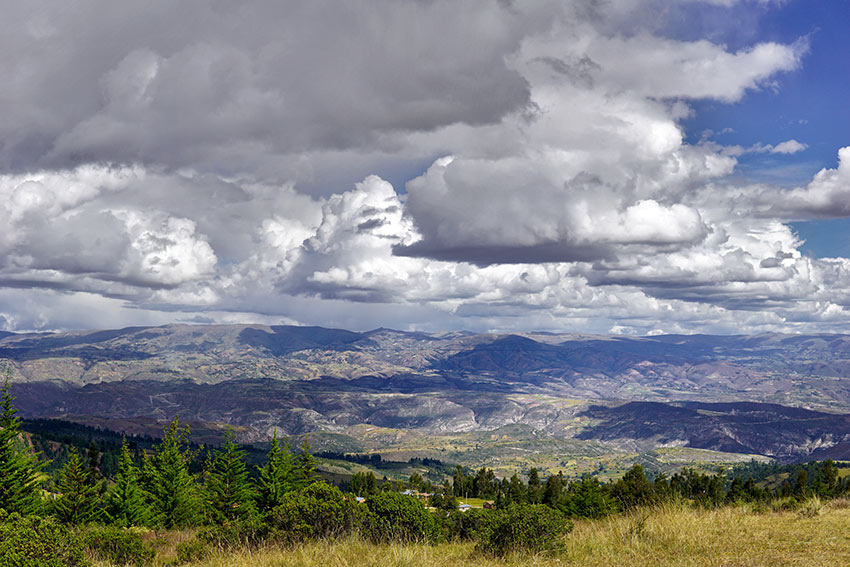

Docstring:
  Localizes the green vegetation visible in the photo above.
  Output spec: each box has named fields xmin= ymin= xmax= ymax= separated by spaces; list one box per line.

xmin=81 ymin=525 xmax=154 ymax=566
xmin=52 ymin=449 xmax=102 ymax=525
xmin=5 ymin=383 xmax=850 ymax=566
xmin=106 ymin=441 xmax=151 ymax=528
xmin=203 ymin=429 xmax=256 ymax=523
xmin=255 ymin=431 xmax=294 ymax=512
xmin=141 ymin=417 xmax=202 ymax=529
xmin=0 ymin=376 xmax=45 ymax=515
xmin=476 ymin=503 xmax=571 ymax=557
xmin=366 ymin=491 xmax=442 ymax=543
xmin=0 ymin=510 xmax=88 ymax=567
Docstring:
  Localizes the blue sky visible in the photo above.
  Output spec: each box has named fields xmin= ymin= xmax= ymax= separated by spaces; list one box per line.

xmin=677 ymin=1 xmax=850 ymax=257
xmin=682 ymin=0 xmax=849 ymax=171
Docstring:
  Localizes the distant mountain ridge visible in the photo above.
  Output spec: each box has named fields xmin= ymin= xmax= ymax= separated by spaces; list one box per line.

xmin=4 ymin=323 xmax=850 ymax=465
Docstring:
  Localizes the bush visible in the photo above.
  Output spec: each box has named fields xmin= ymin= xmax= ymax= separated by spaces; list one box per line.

xmin=82 ymin=526 xmax=154 ymax=566
xmin=476 ymin=504 xmax=572 ymax=557
xmin=267 ymin=482 xmax=366 ymax=543
xmin=175 ymin=539 xmax=209 ymax=564
xmin=0 ymin=510 xmax=89 ymax=567
xmin=798 ymin=497 xmax=823 ymax=518
xmin=365 ymin=491 xmax=443 ymax=543
xmin=752 ymin=497 xmax=800 ymax=514
xmin=444 ymin=508 xmax=494 ymax=541
xmin=195 ymin=515 xmax=268 ymax=550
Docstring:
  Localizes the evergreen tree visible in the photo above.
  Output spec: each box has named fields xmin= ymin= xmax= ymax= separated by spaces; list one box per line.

xmin=294 ymin=436 xmax=317 ymax=488
xmin=53 ymin=449 xmax=101 ymax=525
xmin=86 ymin=440 xmax=101 ymax=485
xmin=653 ymin=471 xmax=672 ymax=501
xmin=507 ymin=473 xmax=527 ymax=504
xmin=205 ymin=429 xmax=256 ymax=522
xmin=726 ymin=477 xmax=746 ymax=503
xmin=562 ymin=476 xmax=616 ymax=519
xmin=814 ymin=460 xmax=839 ymax=498
xmin=107 ymin=439 xmax=151 ymax=527
xmin=0 ymin=375 xmax=45 ymax=515
xmin=142 ymin=417 xmax=201 ymax=528
xmin=793 ymin=469 xmax=808 ymax=498
xmin=473 ymin=467 xmax=496 ymax=499
xmin=527 ymin=467 xmax=541 ymax=504
xmin=613 ymin=464 xmax=656 ymax=509
xmin=349 ymin=471 xmax=378 ymax=497
xmin=543 ymin=472 xmax=564 ymax=506
xmin=408 ymin=471 xmax=424 ymax=492
xmin=453 ymin=465 xmax=467 ymax=498
xmin=256 ymin=431 xmax=294 ymax=512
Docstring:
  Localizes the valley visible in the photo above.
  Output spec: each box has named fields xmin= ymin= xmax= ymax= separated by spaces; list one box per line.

xmin=4 ymin=324 xmax=850 ymax=477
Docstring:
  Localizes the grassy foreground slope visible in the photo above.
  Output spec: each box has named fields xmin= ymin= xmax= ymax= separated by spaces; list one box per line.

xmin=123 ymin=500 xmax=850 ymax=567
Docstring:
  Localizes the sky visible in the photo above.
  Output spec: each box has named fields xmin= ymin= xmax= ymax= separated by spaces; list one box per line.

xmin=1 ymin=0 xmax=849 ymax=336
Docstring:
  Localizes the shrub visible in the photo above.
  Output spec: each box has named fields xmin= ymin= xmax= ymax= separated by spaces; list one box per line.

xmin=752 ymin=497 xmax=800 ymax=514
xmin=195 ymin=515 xmax=269 ymax=550
xmin=798 ymin=497 xmax=823 ymax=518
xmin=82 ymin=526 xmax=155 ymax=566
xmin=365 ymin=491 xmax=443 ymax=543
xmin=476 ymin=503 xmax=572 ymax=558
xmin=444 ymin=508 xmax=494 ymax=541
xmin=267 ymin=482 xmax=366 ymax=543
xmin=0 ymin=510 xmax=89 ymax=567
xmin=175 ymin=539 xmax=209 ymax=565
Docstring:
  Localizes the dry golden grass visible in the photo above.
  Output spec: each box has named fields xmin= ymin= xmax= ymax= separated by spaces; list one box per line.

xmin=107 ymin=500 xmax=850 ymax=567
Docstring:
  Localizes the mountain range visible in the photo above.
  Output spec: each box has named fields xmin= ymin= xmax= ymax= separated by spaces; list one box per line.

xmin=4 ymin=324 xmax=850 ymax=473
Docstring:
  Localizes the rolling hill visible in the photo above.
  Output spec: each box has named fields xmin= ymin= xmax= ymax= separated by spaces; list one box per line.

xmin=4 ymin=324 xmax=850 ymax=470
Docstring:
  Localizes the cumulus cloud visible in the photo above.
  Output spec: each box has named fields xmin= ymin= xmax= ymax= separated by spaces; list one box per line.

xmin=0 ymin=1 xmax=534 ymax=178
xmin=765 ymin=147 xmax=850 ymax=218
xmin=0 ymin=0 xmax=847 ymax=336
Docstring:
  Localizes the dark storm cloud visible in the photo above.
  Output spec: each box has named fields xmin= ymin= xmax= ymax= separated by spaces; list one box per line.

xmin=0 ymin=1 xmax=532 ymax=176
xmin=393 ymin=241 xmax=614 ymax=266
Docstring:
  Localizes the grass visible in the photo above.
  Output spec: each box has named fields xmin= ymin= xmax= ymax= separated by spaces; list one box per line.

xmin=95 ymin=499 xmax=850 ymax=567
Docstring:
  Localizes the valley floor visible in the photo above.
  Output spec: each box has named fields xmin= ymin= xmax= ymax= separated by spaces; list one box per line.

xmin=121 ymin=500 xmax=850 ymax=567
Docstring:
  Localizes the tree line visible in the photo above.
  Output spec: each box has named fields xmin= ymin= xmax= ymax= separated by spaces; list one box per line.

xmin=4 ymin=372 xmax=850 ymax=564
xmin=0 ymin=378 xmax=317 ymax=528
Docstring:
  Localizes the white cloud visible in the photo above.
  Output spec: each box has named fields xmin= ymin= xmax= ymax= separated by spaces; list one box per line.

xmin=770 ymin=139 xmax=808 ymax=154
xmin=0 ymin=0 xmax=846 ymax=336
xmin=111 ymin=209 xmax=217 ymax=286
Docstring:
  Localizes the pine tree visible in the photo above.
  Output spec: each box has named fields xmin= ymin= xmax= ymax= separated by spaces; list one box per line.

xmin=507 ymin=473 xmax=526 ymax=504
xmin=86 ymin=440 xmax=101 ymax=485
xmin=142 ymin=417 xmax=202 ymax=528
xmin=527 ymin=467 xmax=541 ymax=504
xmin=256 ymin=430 xmax=294 ymax=513
xmin=294 ymin=436 xmax=317 ymax=488
xmin=53 ymin=449 xmax=101 ymax=525
xmin=349 ymin=471 xmax=377 ymax=497
xmin=543 ymin=472 xmax=564 ymax=506
xmin=793 ymin=469 xmax=808 ymax=498
xmin=815 ymin=460 xmax=839 ymax=498
xmin=205 ymin=429 xmax=256 ymax=523
xmin=107 ymin=439 xmax=151 ymax=527
xmin=0 ymin=374 xmax=45 ymax=515
xmin=613 ymin=464 xmax=656 ymax=509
